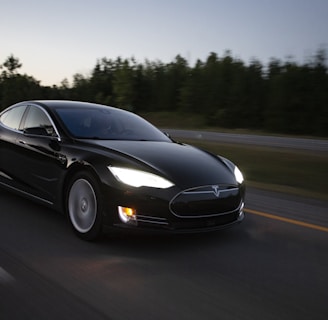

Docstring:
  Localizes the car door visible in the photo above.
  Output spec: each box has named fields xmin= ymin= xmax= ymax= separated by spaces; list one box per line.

xmin=15 ymin=105 xmax=67 ymax=205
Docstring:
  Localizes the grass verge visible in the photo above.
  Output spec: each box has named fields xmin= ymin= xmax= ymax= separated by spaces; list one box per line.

xmin=141 ymin=111 xmax=328 ymax=138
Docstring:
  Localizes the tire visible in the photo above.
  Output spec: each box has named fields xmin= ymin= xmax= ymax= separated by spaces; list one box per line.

xmin=66 ymin=171 xmax=103 ymax=240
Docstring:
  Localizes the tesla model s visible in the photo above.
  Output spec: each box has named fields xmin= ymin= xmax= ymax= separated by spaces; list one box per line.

xmin=0 ymin=100 xmax=245 ymax=240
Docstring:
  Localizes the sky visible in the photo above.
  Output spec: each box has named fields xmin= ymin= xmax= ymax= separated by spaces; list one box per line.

xmin=1 ymin=0 xmax=327 ymax=86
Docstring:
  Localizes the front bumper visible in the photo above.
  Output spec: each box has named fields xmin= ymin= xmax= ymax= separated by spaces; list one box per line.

xmin=104 ymin=183 xmax=246 ymax=233
xmin=112 ymin=209 xmax=245 ymax=234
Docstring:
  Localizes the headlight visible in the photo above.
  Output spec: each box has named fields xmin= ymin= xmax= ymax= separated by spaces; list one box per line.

xmin=218 ymin=156 xmax=244 ymax=184
xmin=108 ymin=166 xmax=174 ymax=189
xmin=234 ymin=166 xmax=244 ymax=184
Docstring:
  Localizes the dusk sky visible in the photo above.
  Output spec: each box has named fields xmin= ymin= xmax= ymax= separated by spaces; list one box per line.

xmin=1 ymin=0 xmax=327 ymax=86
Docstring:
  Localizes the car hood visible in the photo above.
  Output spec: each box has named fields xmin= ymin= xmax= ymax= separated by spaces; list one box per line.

xmin=91 ymin=140 xmax=237 ymax=188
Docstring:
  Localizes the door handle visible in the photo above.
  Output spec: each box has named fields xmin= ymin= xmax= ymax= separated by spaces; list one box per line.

xmin=18 ymin=140 xmax=26 ymax=145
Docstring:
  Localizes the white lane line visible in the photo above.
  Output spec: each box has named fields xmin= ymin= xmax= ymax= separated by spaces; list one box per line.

xmin=0 ymin=266 xmax=16 ymax=284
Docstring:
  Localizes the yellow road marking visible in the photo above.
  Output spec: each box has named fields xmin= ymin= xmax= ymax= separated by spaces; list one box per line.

xmin=245 ymin=208 xmax=328 ymax=233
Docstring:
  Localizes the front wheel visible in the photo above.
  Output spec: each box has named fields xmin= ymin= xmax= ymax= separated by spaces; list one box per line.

xmin=66 ymin=172 xmax=103 ymax=240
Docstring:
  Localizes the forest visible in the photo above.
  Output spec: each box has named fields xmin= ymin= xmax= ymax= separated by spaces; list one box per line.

xmin=0 ymin=50 xmax=327 ymax=136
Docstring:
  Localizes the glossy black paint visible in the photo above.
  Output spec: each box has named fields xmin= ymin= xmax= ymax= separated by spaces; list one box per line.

xmin=0 ymin=100 xmax=245 ymax=237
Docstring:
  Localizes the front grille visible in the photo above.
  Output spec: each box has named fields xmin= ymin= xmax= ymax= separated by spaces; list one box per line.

xmin=170 ymin=211 xmax=241 ymax=230
xmin=170 ymin=185 xmax=242 ymax=218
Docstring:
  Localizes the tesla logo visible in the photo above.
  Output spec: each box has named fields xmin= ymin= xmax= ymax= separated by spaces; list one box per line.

xmin=212 ymin=185 xmax=221 ymax=198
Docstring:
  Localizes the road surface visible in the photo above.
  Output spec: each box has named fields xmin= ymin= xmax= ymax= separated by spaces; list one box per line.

xmin=0 ymin=187 xmax=327 ymax=320
xmin=164 ymin=129 xmax=328 ymax=152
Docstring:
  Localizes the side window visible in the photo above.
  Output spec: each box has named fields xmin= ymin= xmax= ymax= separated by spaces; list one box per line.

xmin=0 ymin=106 xmax=27 ymax=130
xmin=23 ymin=106 xmax=57 ymax=137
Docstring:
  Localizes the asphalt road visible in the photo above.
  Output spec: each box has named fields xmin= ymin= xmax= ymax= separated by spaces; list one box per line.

xmin=164 ymin=129 xmax=328 ymax=152
xmin=0 ymin=186 xmax=327 ymax=320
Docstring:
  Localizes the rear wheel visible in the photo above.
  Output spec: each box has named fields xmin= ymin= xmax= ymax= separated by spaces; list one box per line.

xmin=67 ymin=172 xmax=103 ymax=240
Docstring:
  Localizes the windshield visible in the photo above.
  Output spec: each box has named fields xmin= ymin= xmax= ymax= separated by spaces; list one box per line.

xmin=54 ymin=105 xmax=171 ymax=142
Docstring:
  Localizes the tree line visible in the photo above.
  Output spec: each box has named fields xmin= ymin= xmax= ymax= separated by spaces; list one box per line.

xmin=0 ymin=50 xmax=327 ymax=136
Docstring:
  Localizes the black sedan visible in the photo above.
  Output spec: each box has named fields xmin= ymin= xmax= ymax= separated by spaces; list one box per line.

xmin=0 ymin=100 xmax=245 ymax=240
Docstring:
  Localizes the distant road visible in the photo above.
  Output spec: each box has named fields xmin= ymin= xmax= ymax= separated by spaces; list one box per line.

xmin=165 ymin=129 xmax=328 ymax=152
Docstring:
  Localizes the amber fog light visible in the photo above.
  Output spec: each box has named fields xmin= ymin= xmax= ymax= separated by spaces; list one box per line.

xmin=118 ymin=206 xmax=137 ymax=224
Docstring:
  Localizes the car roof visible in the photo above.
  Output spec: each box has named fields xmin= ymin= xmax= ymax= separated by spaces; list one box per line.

xmin=26 ymin=100 xmax=107 ymax=110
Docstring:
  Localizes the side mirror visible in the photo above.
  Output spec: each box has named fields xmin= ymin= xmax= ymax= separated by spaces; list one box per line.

xmin=163 ymin=131 xmax=178 ymax=143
